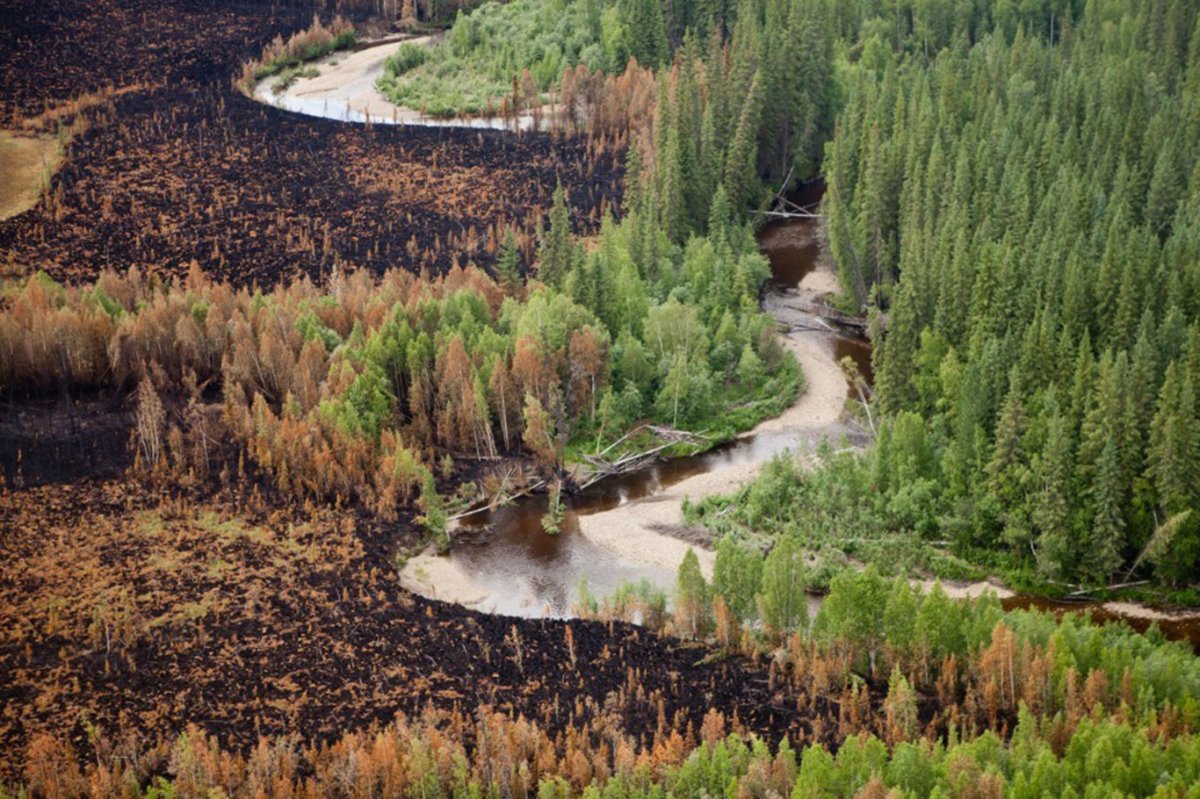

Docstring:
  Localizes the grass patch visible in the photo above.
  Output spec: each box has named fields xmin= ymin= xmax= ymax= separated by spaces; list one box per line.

xmin=239 ymin=16 xmax=356 ymax=92
xmin=0 ymin=130 xmax=63 ymax=221
xmin=271 ymin=65 xmax=319 ymax=94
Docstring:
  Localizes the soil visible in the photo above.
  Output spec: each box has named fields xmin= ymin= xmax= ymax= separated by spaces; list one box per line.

xmin=0 ymin=394 xmax=133 ymax=487
xmin=0 ymin=0 xmax=622 ymax=287
xmin=0 ymin=478 xmax=851 ymax=784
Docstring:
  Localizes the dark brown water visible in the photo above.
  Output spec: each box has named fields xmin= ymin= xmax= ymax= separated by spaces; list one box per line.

xmin=759 ymin=223 xmax=822 ymax=289
xmin=425 ymin=212 xmax=866 ymax=618
xmin=833 ymin=336 xmax=874 ymax=392
xmin=1001 ymin=595 xmax=1200 ymax=653
xmin=416 ymin=209 xmax=1200 ymax=646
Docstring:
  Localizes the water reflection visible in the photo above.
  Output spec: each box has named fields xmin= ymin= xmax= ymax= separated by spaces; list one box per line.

xmin=418 ymin=212 xmax=868 ymax=618
xmin=449 ymin=428 xmax=822 ymax=617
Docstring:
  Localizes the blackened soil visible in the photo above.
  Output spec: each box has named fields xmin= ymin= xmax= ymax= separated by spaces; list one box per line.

xmin=0 ymin=0 xmax=621 ymax=286
xmin=0 ymin=480 xmax=832 ymax=783
xmin=0 ymin=394 xmax=133 ymax=487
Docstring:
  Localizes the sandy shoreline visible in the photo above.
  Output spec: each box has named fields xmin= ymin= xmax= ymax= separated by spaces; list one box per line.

xmin=1101 ymin=600 xmax=1200 ymax=622
xmin=399 ymin=537 xmax=492 ymax=608
xmin=253 ymin=35 xmax=552 ymax=130
xmin=400 ymin=251 xmax=855 ymax=595
xmin=254 ymin=35 xmax=433 ymax=124
xmin=578 ymin=337 xmax=846 ymax=579
xmin=576 ymin=257 xmax=853 ymax=578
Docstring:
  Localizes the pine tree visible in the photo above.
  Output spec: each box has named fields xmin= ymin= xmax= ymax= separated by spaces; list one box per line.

xmin=1086 ymin=438 xmax=1127 ymax=585
xmin=787 ymin=0 xmax=835 ymax=179
xmin=721 ymin=69 xmax=765 ymax=213
xmin=1147 ymin=363 xmax=1198 ymax=514
xmin=985 ymin=377 xmax=1032 ymax=554
xmin=1034 ymin=396 xmax=1075 ymax=579
xmin=620 ymin=0 xmax=668 ymax=67
xmin=659 ymin=123 xmax=687 ymax=243
xmin=496 ymin=228 xmax=522 ymax=295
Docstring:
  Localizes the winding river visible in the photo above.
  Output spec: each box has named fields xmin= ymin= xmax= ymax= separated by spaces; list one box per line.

xmin=247 ymin=44 xmax=1200 ymax=649
xmin=400 ymin=206 xmax=873 ymax=618
xmin=253 ymin=35 xmax=552 ymax=130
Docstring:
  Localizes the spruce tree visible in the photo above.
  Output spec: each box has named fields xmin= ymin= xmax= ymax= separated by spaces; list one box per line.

xmin=1147 ymin=363 xmax=1199 ymax=515
xmin=1034 ymin=396 xmax=1075 ymax=579
xmin=1086 ymin=438 xmax=1127 ymax=586
xmin=496 ymin=228 xmax=522 ymax=295
xmin=537 ymin=183 xmax=576 ymax=288
xmin=985 ymin=377 xmax=1032 ymax=553
xmin=721 ymin=69 xmax=765 ymax=213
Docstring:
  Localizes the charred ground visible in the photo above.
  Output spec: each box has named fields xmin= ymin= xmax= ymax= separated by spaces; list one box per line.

xmin=0 ymin=476 xmax=862 ymax=784
xmin=0 ymin=0 xmax=621 ymax=286
xmin=0 ymin=0 xmax=792 ymax=782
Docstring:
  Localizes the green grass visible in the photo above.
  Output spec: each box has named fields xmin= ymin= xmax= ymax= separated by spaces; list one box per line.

xmin=271 ymin=65 xmax=319 ymax=94
xmin=255 ymin=30 xmax=357 ymax=81
xmin=377 ymin=0 xmax=623 ymax=117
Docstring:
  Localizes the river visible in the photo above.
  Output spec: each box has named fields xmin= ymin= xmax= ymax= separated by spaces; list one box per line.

xmin=400 ymin=206 xmax=872 ymax=617
xmin=252 ymin=35 xmax=553 ymax=131
xmin=248 ymin=50 xmax=1200 ymax=649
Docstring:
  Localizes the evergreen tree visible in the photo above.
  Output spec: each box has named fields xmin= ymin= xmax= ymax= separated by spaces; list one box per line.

xmin=1086 ymin=438 xmax=1127 ymax=586
xmin=1033 ymin=396 xmax=1075 ymax=579
xmin=620 ymin=0 xmax=668 ymax=67
xmin=712 ymin=535 xmax=763 ymax=622
xmin=496 ymin=228 xmax=522 ymax=295
xmin=1147 ymin=363 xmax=1199 ymax=515
xmin=787 ymin=0 xmax=835 ymax=179
xmin=985 ymin=377 xmax=1032 ymax=553
xmin=722 ymin=69 xmax=765 ymax=213
xmin=537 ymin=183 xmax=576 ymax=288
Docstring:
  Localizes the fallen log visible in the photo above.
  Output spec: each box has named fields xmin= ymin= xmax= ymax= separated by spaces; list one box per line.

xmin=578 ymin=426 xmax=711 ymax=489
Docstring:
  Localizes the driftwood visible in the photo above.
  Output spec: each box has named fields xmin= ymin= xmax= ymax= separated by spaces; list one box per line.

xmin=449 ymin=475 xmax=547 ymax=521
xmin=1067 ymin=580 xmax=1151 ymax=598
xmin=775 ymin=297 xmax=869 ymax=332
xmin=578 ymin=425 xmax=709 ymax=489
xmin=754 ymin=209 xmax=825 ymax=219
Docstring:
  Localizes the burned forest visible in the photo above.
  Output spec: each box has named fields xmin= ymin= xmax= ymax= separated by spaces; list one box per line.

xmin=3 ymin=0 xmax=1200 ymax=797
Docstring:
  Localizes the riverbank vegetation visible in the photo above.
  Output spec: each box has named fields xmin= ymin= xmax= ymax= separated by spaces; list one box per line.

xmin=0 ymin=171 xmax=797 ymax=513
xmin=237 ymin=15 xmax=357 ymax=92
xmin=9 ymin=550 xmax=1199 ymax=797
xmin=688 ymin=0 xmax=1200 ymax=601
xmin=6 ymin=0 xmax=1200 ymax=793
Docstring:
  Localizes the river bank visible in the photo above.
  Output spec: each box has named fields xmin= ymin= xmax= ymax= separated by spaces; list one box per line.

xmin=252 ymin=34 xmax=555 ymax=130
xmin=247 ymin=28 xmax=1200 ymax=641
xmin=400 ymin=212 xmax=868 ymax=613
